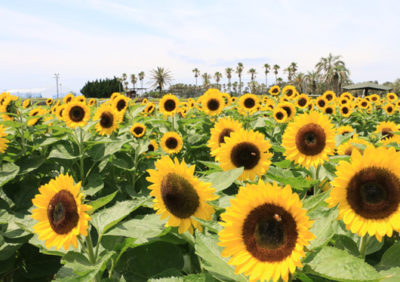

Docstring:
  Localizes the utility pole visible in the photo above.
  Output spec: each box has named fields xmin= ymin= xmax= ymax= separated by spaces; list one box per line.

xmin=54 ymin=73 xmax=60 ymax=98
xmin=59 ymin=83 xmax=62 ymax=97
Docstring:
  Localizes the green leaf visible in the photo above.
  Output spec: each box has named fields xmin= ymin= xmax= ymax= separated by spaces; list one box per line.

xmin=84 ymin=172 xmax=104 ymax=196
xmin=88 ymin=191 xmax=117 ymax=214
xmin=194 ymin=231 xmax=247 ymax=282
xmin=48 ymin=140 xmax=79 ymax=160
xmin=0 ymin=241 xmax=22 ymax=260
xmin=149 ymin=273 xmax=218 ymax=282
xmin=16 ymin=154 xmax=44 ymax=175
xmin=305 ymin=246 xmax=381 ymax=281
xmin=308 ymin=207 xmax=338 ymax=249
xmin=379 ymin=242 xmax=400 ymax=268
xmin=266 ymin=167 xmax=316 ymax=191
xmin=105 ymin=214 xmax=166 ymax=245
xmin=334 ymin=235 xmax=359 ymax=257
xmin=203 ymin=167 xmax=243 ymax=192
xmin=0 ymin=162 xmax=19 ymax=187
xmin=303 ymin=191 xmax=330 ymax=211
xmin=88 ymin=141 xmax=128 ymax=161
xmin=111 ymin=152 xmax=135 ymax=171
xmin=91 ymin=198 xmax=145 ymax=236
xmin=379 ymin=267 xmax=400 ymax=282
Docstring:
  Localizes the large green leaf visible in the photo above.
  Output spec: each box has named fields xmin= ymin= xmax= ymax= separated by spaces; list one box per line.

xmin=88 ymin=191 xmax=117 ymax=214
xmin=84 ymin=172 xmax=104 ymax=196
xmin=48 ymin=140 xmax=79 ymax=160
xmin=0 ymin=162 xmax=19 ymax=187
xmin=379 ymin=242 xmax=400 ymax=268
xmin=380 ymin=267 xmax=400 ymax=282
xmin=91 ymin=198 xmax=146 ymax=236
xmin=203 ymin=167 xmax=243 ymax=192
xmin=194 ymin=231 xmax=247 ymax=282
xmin=149 ymin=273 xmax=218 ymax=282
xmin=16 ymin=154 xmax=44 ymax=175
xmin=308 ymin=207 xmax=338 ymax=249
xmin=305 ymin=246 xmax=381 ymax=281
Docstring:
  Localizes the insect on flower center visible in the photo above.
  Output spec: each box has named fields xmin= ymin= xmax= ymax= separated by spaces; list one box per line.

xmin=230 ymin=142 xmax=261 ymax=170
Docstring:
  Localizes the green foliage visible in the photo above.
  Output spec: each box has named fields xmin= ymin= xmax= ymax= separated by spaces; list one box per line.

xmin=80 ymin=77 xmax=122 ymax=98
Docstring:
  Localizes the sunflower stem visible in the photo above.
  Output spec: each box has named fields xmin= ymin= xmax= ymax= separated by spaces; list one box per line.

xmin=85 ymin=233 xmax=96 ymax=264
xmin=78 ymin=127 xmax=86 ymax=184
xmin=359 ymin=235 xmax=371 ymax=259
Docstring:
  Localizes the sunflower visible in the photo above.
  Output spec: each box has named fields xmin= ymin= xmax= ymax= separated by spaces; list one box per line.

xmin=147 ymin=140 xmax=158 ymax=152
xmin=273 ymin=107 xmax=288 ymax=123
xmin=282 ymin=85 xmax=297 ymax=100
xmin=295 ymin=94 xmax=309 ymax=109
xmin=141 ymin=98 xmax=148 ymax=104
xmin=336 ymin=125 xmax=354 ymax=136
xmin=316 ymin=96 xmax=327 ymax=109
xmin=339 ymin=97 xmax=350 ymax=106
xmin=93 ymin=104 xmax=121 ymax=136
xmin=201 ymin=91 xmax=225 ymax=116
xmin=113 ymin=95 xmax=130 ymax=113
xmin=63 ymin=101 xmax=90 ymax=129
xmin=0 ymin=125 xmax=9 ymax=153
xmin=282 ymin=111 xmax=335 ymax=168
xmin=340 ymin=92 xmax=353 ymax=100
xmin=146 ymin=156 xmax=217 ymax=234
xmin=238 ymin=93 xmax=260 ymax=114
xmin=219 ymin=181 xmax=315 ymax=282
xmin=276 ymin=101 xmax=296 ymax=121
xmin=76 ymin=96 xmax=86 ymax=103
xmin=221 ymin=92 xmax=231 ymax=106
xmin=340 ymin=105 xmax=352 ymax=117
xmin=268 ymin=85 xmax=281 ymax=96
xmin=336 ymin=137 xmax=370 ymax=156
xmin=370 ymin=94 xmax=380 ymax=103
xmin=31 ymin=174 xmax=91 ymax=250
xmin=0 ymin=94 xmax=18 ymax=121
xmin=143 ymin=102 xmax=156 ymax=115
xmin=384 ymin=103 xmax=396 ymax=115
xmin=208 ymin=117 xmax=243 ymax=157
xmin=230 ymin=97 xmax=237 ymax=103
xmin=110 ymin=92 xmax=121 ymax=101
xmin=159 ymin=94 xmax=179 ymax=117
xmin=323 ymin=90 xmax=336 ymax=102
xmin=323 ymin=105 xmax=335 ymax=115
xmin=54 ymin=105 xmax=65 ymax=120
xmin=358 ymin=99 xmax=370 ymax=110
xmin=216 ymin=129 xmax=272 ymax=181
xmin=161 ymin=132 xmax=183 ymax=154
xmin=88 ymin=98 xmax=96 ymax=106
xmin=27 ymin=107 xmax=47 ymax=126
xmin=387 ymin=92 xmax=398 ymax=102
xmin=46 ymin=98 xmax=53 ymax=106
xmin=375 ymin=121 xmax=400 ymax=144
xmin=130 ymin=123 xmax=146 ymax=138
xmin=23 ymin=99 xmax=31 ymax=108
xmin=327 ymin=145 xmax=400 ymax=241
xmin=62 ymin=93 xmax=74 ymax=104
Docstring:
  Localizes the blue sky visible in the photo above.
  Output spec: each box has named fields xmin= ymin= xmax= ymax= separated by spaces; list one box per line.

xmin=1 ymin=0 xmax=399 ymax=97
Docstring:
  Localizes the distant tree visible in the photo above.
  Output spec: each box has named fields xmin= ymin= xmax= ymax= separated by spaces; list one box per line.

xmin=273 ymin=64 xmax=280 ymax=83
xmin=236 ymin=62 xmax=244 ymax=95
xmin=81 ymin=77 xmax=122 ymax=98
xmin=150 ymin=67 xmax=174 ymax=94
xmin=192 ymin=68 xmax=200 ymax=86
xmin=138 ymin=71 xmax=145 ymax=93
xmin=264 ymin=64 xmax=271 ymax=87
xmin=225 ymin=67 xmax=233 ymax=93
xmin=214 ymin=72 xmax=222 ymax=89
xmin=130 ymin=74 xmax=137 ymax=89
xmin=202 ymin=73 xmax=211 ymax=89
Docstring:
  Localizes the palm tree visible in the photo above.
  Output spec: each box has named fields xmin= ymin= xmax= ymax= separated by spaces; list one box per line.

xmin=192 ymin=68 xmax=200 ymax=86
xmin=232 ymin=82 xmax=238 ymax=94
xmin=293 ymin=72 xmax=305 ymax=93
xmin=202 ymin=72 xmax=211 ymax=89
xmin=264 ymin=64 xmax=271 ymax=87
xmin=214 ymin=72 xmax=223 ymax=89
xmin=315 ymin=53 xmax=349 ymax=92
xmin=276 ymin=77 xmax=283 ymax=86
xmin=304 ymin=71 xmax=320 ymax=94
xmin=138 ymin=71 xmax=145 ymax=93
xmin=150 ymin=67 xmax=173 ymax=94
xmin=273 ymin=64 xmax=280 ymax=83
xmin=225 ymin=67 xmax=233 ymax=93
xmin=130 ymin=74 xmax=137 ymax=90
xmin=236 ymin=62 xmax=244 ymax=95
xmin=248 ymin=68 xmax=257 ymax=93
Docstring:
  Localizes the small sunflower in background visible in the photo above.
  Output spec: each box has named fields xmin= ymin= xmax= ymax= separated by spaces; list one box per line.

xmin=340 ymin=105 xmax=352 ymax=117
xmin=384 ymin=103 xmax=395 ymax=115
xmin=219 ymin=181 xmax=315 ymax=282
xmin=110 ymin=92 xmax=121 ymax=101
xmin=130 ymin=123 xmax=146 ymax=138
xmin=238 ymin=93 xmax=260 ymax=114
xmin=27 ymin=107 xmax=47 ymax=126
xmin=276 ymin=101 xmax=296 ymax=121
xmin=143 ymin=102 xmax=156 ymax=116
xmin=76 ymin=95 xmax=86 ymax=103
xmin=268 ymin=85 xmax=281 ymax=96
xmin=340 ymin=92 xmax=354 ymax=100
xmin=93 ymin=104 xmax=121 ymax=136
xmin=387 ymin=92 xmax=398 ymax=102
xmin=316 ymin=96 xmax=327 ymax=109
xmin=323 ymin=104 xmax=335 ymax=115
xmin=22 ymin=99 xmax=31 ymax=108
xmin=327 ymin=145 xmax=400 ymax=242
xmin=113 ymin=95 xmax=130 ymax=113
xmin=358 ymin=98 xmax=370 ymax=110
xmin=63 ymin=101 xmax=90 ymax=129
xmin=159 ymin=94 xmax=179 ymax=117
xmin=216 ymin=129 xmax=272 ymax=181
xmin=55 ymin=105 xmax=66 ymax=120
xmin=322 ymin=90 xmax=336 ymax=102
xmin=63 ymin=93 xmax=75 ymax=104
xmin=336 ymin=137 xmax=370 ymax=156
xmin=375 ymin=121 xmax=400 ymax=144
xmin=141 ymin=98 xmax=148 ymax=104
xmin=230 ymin=96 xmax=237 ymax=103
xmin=273 ymin=107 xmax=288 ymax=123
xmin=369 ymin=94 xmax=380 ymax=103
xmin=88 ymin=98 xmax=96 ymax=107
xmin=336 ymin=125 xmax=354 ymax=136
xmin=0 ymin=125 xmax=9 ymax=153
xmin=282 ymin=111 xmax=335 ymax=168
xmin=207 ymin=117 xmax=243 ymax=157
xmin=201 ymin=91 xmax=225 ymax=116
xmin=31 ymin=174 xmax=92 ymax=250
xmin=46 ymin=98 xmax=54 ymax=106
xmin=338 ymin=97 xmax=350 ymax=106
xmin=147 ymin=140 xmax=158 ymax=152
xmin=161 ymin=132 xmax=183 ymax=154
xmin=146 ymin=155 xmax=218 ymax=234
xmin=295 ymin=93 xmax=310 ymax=109
xmin=282 ymin=85 xmax=297 ymax=100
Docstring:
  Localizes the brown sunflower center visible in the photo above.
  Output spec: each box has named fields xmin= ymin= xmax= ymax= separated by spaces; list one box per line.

xmin=342 ymin=107 xmax=349 ymax=114
xmin=295 ymin=123 xmax=326 ymax=156
xmin=116 ymin=99 xmax=127 ymax=111
xmin=275 ymin=112 xmax=284 ymax=120
xmin=166 ymin=137 xmax=178 ymax=149
xmin=361 ymin=102 xmax=368 ymax=107
xmin=298 ymin=98 xmax=307 ymax=107
xmin=66 ymin=97 xmax=72 ymax=103
xmin=242 ymin=204 xmax=298 ymax=262
xmin=325 ymin=107 xmax=333 ymax=114
xmin=272 ymin=88 xmax=278 ymax=93
xmin=282 ymin=106 xmax=292 ymax=117
xmin=147 ymin=105 xmax=154 ymax=112
xmin=317 ymin=99 xmax=326 ymax=108
xmin=164 ymin=99 xmax=176 ymax=112
xmin=218 ymin=128 xmax=233 ymax=145
xmin=387 ymin=106 xmax=393 ymax=113
xmin=69 ymin=106 xmax=85 ymax=122
xmin=133 ymin=126 xmax=144 ymax=135
xmin=207 ymin=99 xmax=220 ymax=111
xmin=244 ymin=98 xmax=255 ymax=108
xmin=344 ymin=147 xmax=354 ymax=156
xmin=32 ymin=111 xmax=39 ymax=117
xmin=100 ymin=111 xmax=114 ymax=128
xmin=381 ymin=128 xmax=393 ymax=140
xmin=47 ymin=190 xmax=79 ymax=234
xmin=160 ymin=173 xmax=199 ymax=218
xmin=148 ymin=144 xmax=155 ymax=152
xmin=286 ymin=89 xmax=293 ymax=97
xmin=346 ymin=167 xmax=400 ymax=219
xmin=230 ymin=142 xmax=261 ymax=170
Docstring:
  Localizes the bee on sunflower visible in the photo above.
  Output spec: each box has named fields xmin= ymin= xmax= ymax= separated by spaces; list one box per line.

xmin=63 ymin=101 xmax=90 ymax=128
xmin=93 ymin=103 xmax=121 ymax=136
xmin=0 ymin=125 xmax=9 ymax=153
xmin=282 ymin=111 xmax=335 ymax=168
xmin=327 ymin=145 xmax=400 ymax=242
xmin=219 ymin=180 xmax=315 ymax=282
xmin=146 ymin=155 xmax=218 ymax=234
xmin=159 ymin=94 xmax=179 ymax=117
xmin=207 ymin=117 xmax=243 ymax=157
xmin=161 ymin=132 xmax=183 ymax=154
xmin=31 ymin=174 xmax=92 ymax=250
xmin=216 ymin=129 xmax=272 ymax=181
xmin=130 ymin=123 xmax=146 ymax=138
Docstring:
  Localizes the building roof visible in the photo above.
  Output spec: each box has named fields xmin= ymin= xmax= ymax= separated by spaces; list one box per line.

xmin=343 ymin=82 xmax=392 ymax=91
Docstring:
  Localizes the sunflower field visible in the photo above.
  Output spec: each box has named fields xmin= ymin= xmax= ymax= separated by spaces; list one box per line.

xmin=1 ymin=87 xmax=400 ymax=281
